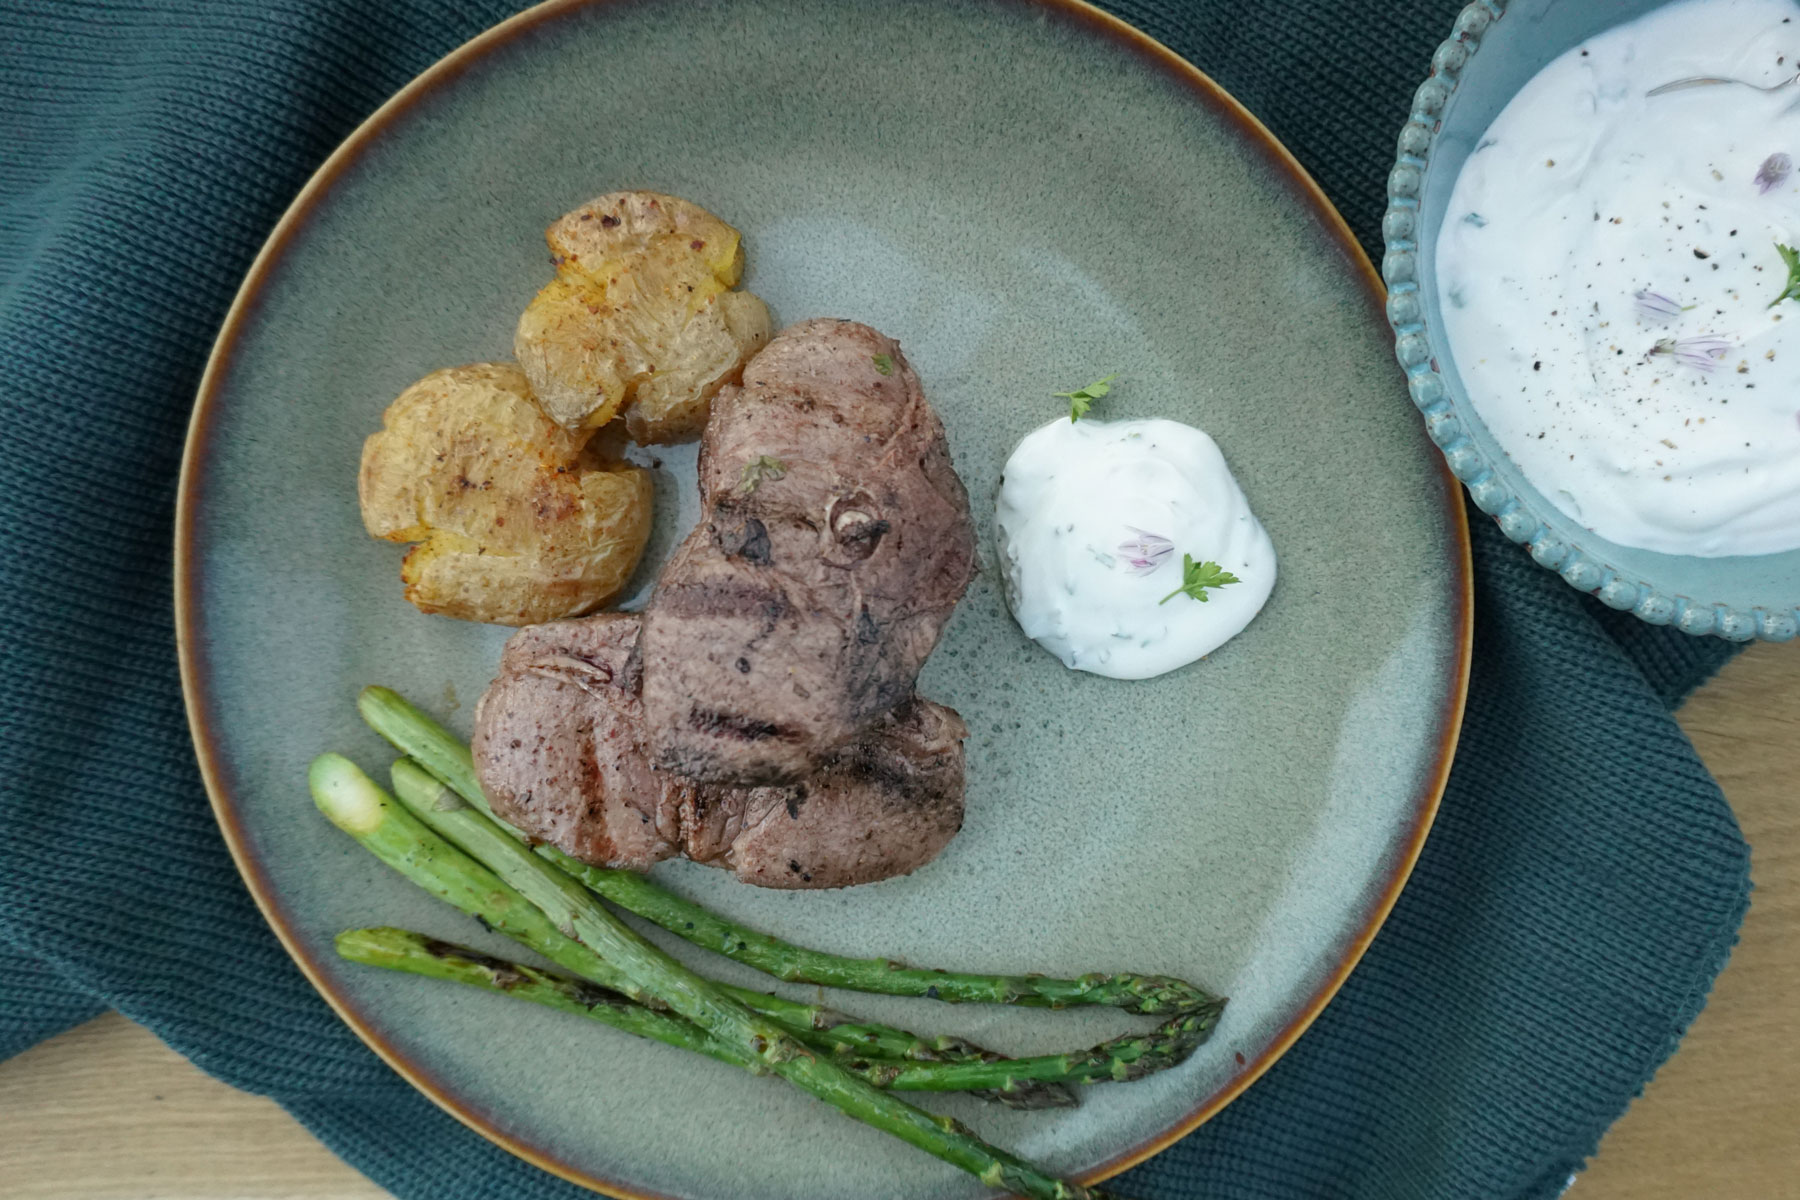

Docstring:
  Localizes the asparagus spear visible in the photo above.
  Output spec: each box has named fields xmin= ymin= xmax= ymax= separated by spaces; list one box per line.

xmin=389 ymin=757 xmax=1214 ymax=1094
xmin=358 ymin=685 xmax=1220 ymax=1015
xmin=365 ymin=691 xmax=1217 ymax=1093
xmin=384 ymin=758 xmax=1040 ymax=1084
xmin=338 ymin=926 xmax=737 ymax=1056
xmin=312 ymin=754 xmax=1121 ymax=1200
xmin=309 ymin=752 xmax=627 ymax=986
xmin=564 ymin=861 xmax=1214 ymax=1013
xmin=334 ymin=935 xmax=1123 ymax=1115
xmin=310 ymin=752 xmax=977 ymax=1069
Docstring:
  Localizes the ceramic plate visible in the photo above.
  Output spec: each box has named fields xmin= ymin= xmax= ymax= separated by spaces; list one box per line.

xmin=177 ymin=2 xmax=1472 ymax=1196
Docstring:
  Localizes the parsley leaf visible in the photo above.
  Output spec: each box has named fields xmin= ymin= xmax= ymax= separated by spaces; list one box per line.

xmin=1052 ymin=374 xmax=1116 ymax=422
xmin=1769 ymin=243 xmax=1800 ymax=309
xmin=1158 ymin=554 xmax=1241 ymax=605
xmin=872 ymin=353 xmax=894 ymax=376
xmin=735 ymin=455 xmax=788 ymax=496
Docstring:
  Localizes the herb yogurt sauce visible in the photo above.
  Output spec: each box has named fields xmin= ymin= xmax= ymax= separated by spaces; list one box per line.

xmin=995 ymin=418 xmax=1276 ymax=680
xmin=1436 ymin=0 xmax=1800 ymax=557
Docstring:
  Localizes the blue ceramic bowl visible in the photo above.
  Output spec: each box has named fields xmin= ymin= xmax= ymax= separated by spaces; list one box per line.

xmin=1383 ymin=0 xmax=1800 ymax=642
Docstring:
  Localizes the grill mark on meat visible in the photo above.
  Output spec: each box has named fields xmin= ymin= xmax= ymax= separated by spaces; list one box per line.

xmin=832 ymin=755 xmax=924 ymax=805
xmin=687 ymin=706 xmax=801 ymax=744
xmin=655 ymin=578 xmax=789 ymax=621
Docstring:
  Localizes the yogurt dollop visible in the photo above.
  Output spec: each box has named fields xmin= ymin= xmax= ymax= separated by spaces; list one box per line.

xmin=1436 ymin=0 xmax=1800 ymax=558
xmin=995 ymin=418 xmax=1276 ymax=680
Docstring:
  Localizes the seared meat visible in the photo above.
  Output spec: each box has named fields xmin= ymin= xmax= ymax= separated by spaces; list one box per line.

xmin=472 ymin=615 xmax=967 ymax=889
xmin=472 ymin=616 xmax=682 ymax=870
xmin=686 ymin=699 xmax=968 ymax=889
xmin=638 ymin=320 xmax=976 ymax=784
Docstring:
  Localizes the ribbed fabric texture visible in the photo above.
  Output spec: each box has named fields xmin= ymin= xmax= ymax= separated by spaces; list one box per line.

xmin=0 ymin=3 xmax=1750 ymax=1199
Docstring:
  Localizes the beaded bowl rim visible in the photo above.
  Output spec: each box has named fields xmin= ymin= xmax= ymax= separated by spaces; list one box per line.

xmin=1380 ymin=0 xmax=1799 ymax=644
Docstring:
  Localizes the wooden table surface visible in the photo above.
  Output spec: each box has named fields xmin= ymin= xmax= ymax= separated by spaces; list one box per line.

xmin=3 ymin=644 xmax=1795 ymax=1200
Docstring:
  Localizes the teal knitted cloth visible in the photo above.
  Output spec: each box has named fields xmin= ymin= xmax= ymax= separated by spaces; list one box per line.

xmin=0 ymin=2 xmax=1750 ymax=1198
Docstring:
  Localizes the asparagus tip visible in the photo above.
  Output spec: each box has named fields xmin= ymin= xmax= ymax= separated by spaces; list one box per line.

xmin=356 ymin=684 xmax=399 ymax=718
xmin=309 ymin=753 xmax=387 ymax=834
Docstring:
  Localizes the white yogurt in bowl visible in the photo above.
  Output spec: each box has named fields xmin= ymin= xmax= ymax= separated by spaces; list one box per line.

xmin=1436 ymin=0 xmax=1800 ymax=558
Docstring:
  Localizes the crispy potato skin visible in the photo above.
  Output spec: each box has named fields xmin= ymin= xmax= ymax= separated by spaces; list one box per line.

xmin=359 ymin=362 xmax=652 ymax=625
xmin=513 ymin=191 xmax=772 ymax=444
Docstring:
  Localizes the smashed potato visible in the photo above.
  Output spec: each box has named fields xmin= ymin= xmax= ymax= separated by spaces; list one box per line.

xmin=514 ymin=191 xmax=772 ymax=444
xmin=359 ymin=362 xmax=652 ymax=625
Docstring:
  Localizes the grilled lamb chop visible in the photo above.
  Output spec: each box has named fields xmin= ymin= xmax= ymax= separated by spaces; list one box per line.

xmin=472 ymin=615 xmax=967 ymax=889
xmin=637 ymin=319 xmax=976 ymax=785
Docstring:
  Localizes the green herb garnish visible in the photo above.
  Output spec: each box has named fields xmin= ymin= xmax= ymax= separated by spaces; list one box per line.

xmin=735 ymin=455 xmax=788 ymax=496
xmin=872 ymin=353 xmax=894 ymax=376
xmin=1053 ymin=374 xmax=1116 ymax=422
xmin=1769 ymin=243 xmax=1800 ymax=309
xmin=1157 ymin=554 xmax=1240 ymax=605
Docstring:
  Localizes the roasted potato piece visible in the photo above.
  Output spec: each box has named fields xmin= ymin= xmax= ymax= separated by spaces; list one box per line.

xmin=514 ymin=191 xmax=773 ymax=444
xmin=359 ymin=362 xmax=652 ymax=625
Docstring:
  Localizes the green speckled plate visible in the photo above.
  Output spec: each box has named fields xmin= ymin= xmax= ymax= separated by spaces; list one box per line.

xmin=176 ymin=1 xmax=1472 ymax=1196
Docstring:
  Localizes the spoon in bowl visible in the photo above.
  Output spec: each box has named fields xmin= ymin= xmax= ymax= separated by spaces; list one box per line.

xmin=1648 ymin=69 xmax=1800 ymax=97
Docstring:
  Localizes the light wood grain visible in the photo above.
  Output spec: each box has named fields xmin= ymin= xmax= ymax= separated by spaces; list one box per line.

xmin=2 ymin=644 xmax=1795 ymax=1200
xmin=1575 ymin=642 xmax=1800 ymax=1200
xmin=0 ymin=1012 xmax=380 ymax=1199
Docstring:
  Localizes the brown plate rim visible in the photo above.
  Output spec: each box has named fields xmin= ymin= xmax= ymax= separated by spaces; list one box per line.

xmin=173 ymin=0 xmax=1475 ymax=1194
